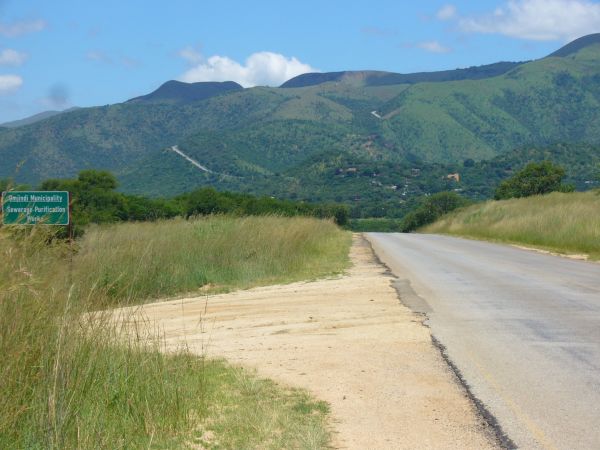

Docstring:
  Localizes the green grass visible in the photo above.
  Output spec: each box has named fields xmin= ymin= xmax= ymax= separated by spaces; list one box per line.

xmin=1 ymin=216 xmax=349 ymax=448
xmin=423 ymin=191 xmax=600 ymax=259
xmin=198 ymin=364 xmax=330 ymax=449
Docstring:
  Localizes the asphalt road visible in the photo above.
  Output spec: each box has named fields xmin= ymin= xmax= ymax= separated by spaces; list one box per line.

xmin=367 ymin=233 xmax=600 ymax=450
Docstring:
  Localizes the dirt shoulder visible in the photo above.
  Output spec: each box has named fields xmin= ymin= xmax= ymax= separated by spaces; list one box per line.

xmin=119 ymin=235 xmax=497 ymax=449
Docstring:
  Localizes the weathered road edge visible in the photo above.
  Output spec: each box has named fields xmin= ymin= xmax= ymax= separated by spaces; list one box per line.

xmin=364 ymin=234 xmax=515 ymax=449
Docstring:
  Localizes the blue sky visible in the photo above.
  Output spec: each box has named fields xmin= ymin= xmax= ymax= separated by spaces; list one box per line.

xmin=1 ymin=0 xmax=599 ymax=122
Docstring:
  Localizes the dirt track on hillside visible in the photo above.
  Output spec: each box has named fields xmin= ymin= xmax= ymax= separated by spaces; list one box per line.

xmin=118 ymin=236 xmax=497 ymax=449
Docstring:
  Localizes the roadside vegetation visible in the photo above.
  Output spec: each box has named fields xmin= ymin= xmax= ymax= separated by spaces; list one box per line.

xmin=423 ymin=190 xmax=600 ymax=260
xmin=423 ymin=163 xmax=600 ymax=259
xmin=75 ymin=216 xmax=351 ymax=307
xmin=1 ymin=216 xmax=348 ymax=448
xmin=494 ymin=161 xmax=574 ymax=200
xmin=399 ymin=191 xmax=470 ymax=232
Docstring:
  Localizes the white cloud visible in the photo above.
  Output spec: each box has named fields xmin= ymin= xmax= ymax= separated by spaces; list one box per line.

xmin=417 ymin=40 xmax=452 ymax=53
xmin=0 ymin=49 xmax=27 ymax=66
xmin=179 ymin=51 xmax=318 ymax=87
xmin=457 ymin=0 xmax=600 ymax=41
xmin=179 ymin=46 xmax=203 ymax=64
xmin=0 ymin=19 xmax=46 ymax=37
xmin=0 ymin=74 xmax=23 ymax=93
xmin=437 ymin=4 xmax=457 ymax=20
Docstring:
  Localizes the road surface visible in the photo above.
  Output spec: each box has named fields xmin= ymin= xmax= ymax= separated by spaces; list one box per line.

xmin=367 ymin=233 xmax=600 ymax=450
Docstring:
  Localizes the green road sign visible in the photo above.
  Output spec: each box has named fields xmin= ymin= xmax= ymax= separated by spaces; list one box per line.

xmin=1 ymin=191 xmax=70 ymax=225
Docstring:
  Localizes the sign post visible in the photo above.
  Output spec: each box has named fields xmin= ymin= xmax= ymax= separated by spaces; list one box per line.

xmin=2 ymin=190 xmax=74 ymax=283
xmin=1 ymin=191 xmax=70 ymax=225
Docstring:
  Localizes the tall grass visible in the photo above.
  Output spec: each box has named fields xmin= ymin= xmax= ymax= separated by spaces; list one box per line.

xmin=74 ymin=215 xmax=351 ymax=307
xmin=423 ymin=191 xmax=600 ymax=259
xmin=1 ymin=216 xmax=347 ymax=448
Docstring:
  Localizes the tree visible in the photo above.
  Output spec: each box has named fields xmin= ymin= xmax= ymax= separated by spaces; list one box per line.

xmin=401 ymin=191 xmax=469 ymax=232
xmin=494 ymin=161 xmax=574 ymax=200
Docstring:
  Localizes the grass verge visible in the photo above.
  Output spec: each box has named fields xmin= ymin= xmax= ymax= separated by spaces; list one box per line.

xmin=74 ymin=215 xmax=351 ymax=307
xmin=1 ymin=216 xmax=348 ymax=448
xmin=423 ymin=191 xmax=600 ymax=260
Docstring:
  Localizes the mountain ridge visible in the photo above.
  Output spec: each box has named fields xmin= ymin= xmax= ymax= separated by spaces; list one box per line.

xmin=0 ymin=107 xmax=81 ymax=128
xmin=126 ymin=80 xmax=243 ymax=105
xmin=280 ymin=61 xmax=526 ymax=88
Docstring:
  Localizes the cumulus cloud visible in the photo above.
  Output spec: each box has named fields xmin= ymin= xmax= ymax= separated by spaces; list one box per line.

xmin=416 ymin=40 xmax=452 ymax=53
xmin=0 ymin=19 xmax=46 ymax=37
xmin=0 ymin=48 xmax=27 ymax=66
xmin=457 ymin=0 xmax=600 ymax=41
xmin=179 ymin=51 xmax=318 ymax=87
xmin=437 ymin=4 xmax=457 ymax=20
xmin=0 ymin=74 xmax=23 ymax=93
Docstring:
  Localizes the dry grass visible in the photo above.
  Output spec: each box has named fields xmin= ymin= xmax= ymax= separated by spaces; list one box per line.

xmin=423 ymin=191 xmax=600 ymax=260
xmin=74 ymin=215 xmax=351 ymax=307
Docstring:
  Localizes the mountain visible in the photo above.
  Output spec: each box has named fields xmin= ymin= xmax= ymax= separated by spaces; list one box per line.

xmin=1 ymin=107 xmax=80 ymax=128
xmin=279 ymin=61 xmax=525 ymax=88
xmin=2 ymin=35 xmax=600 ymax=213
xmin=126 ymin=80 xmax=243 ymax=105
xmin=548 ymin=33 xmax=600 ymax=57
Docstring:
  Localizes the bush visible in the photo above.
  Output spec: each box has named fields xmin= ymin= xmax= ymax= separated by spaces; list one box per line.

xmin=401 ymin=191 xmax=470 ymax=232
xmin=494 ymin=161 xmax=574 ymax=200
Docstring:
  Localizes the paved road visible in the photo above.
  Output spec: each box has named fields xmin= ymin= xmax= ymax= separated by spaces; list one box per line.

xmin=367 ymin=233 xmax=600 ymax=450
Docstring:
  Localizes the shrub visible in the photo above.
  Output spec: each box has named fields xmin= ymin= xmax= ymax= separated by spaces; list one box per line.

xmin=494 ymin=161 xmax=574 ymax=200
xmin=401 ymin=191 xmax=470 ymax=232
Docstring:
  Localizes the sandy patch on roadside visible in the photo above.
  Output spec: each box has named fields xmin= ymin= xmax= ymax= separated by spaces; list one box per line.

xmin=510 ymin=244 xmax=592 ymax=261
xmin=118 ymin=236 xmax=497 ymax=449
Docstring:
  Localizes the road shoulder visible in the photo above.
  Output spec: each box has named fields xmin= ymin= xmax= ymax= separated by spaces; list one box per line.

xmin=119 ymin=235 xmax=498 ymax=449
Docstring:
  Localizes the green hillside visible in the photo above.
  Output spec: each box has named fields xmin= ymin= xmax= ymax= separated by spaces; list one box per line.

xmin=2 ymin=35 xmax=600 ymax=209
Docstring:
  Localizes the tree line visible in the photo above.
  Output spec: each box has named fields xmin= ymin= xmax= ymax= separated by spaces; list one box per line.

xmin=1 ymin=161 xmax=580 ymax=234
xmin=1 ymin=170 xmax=349 ymax=234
